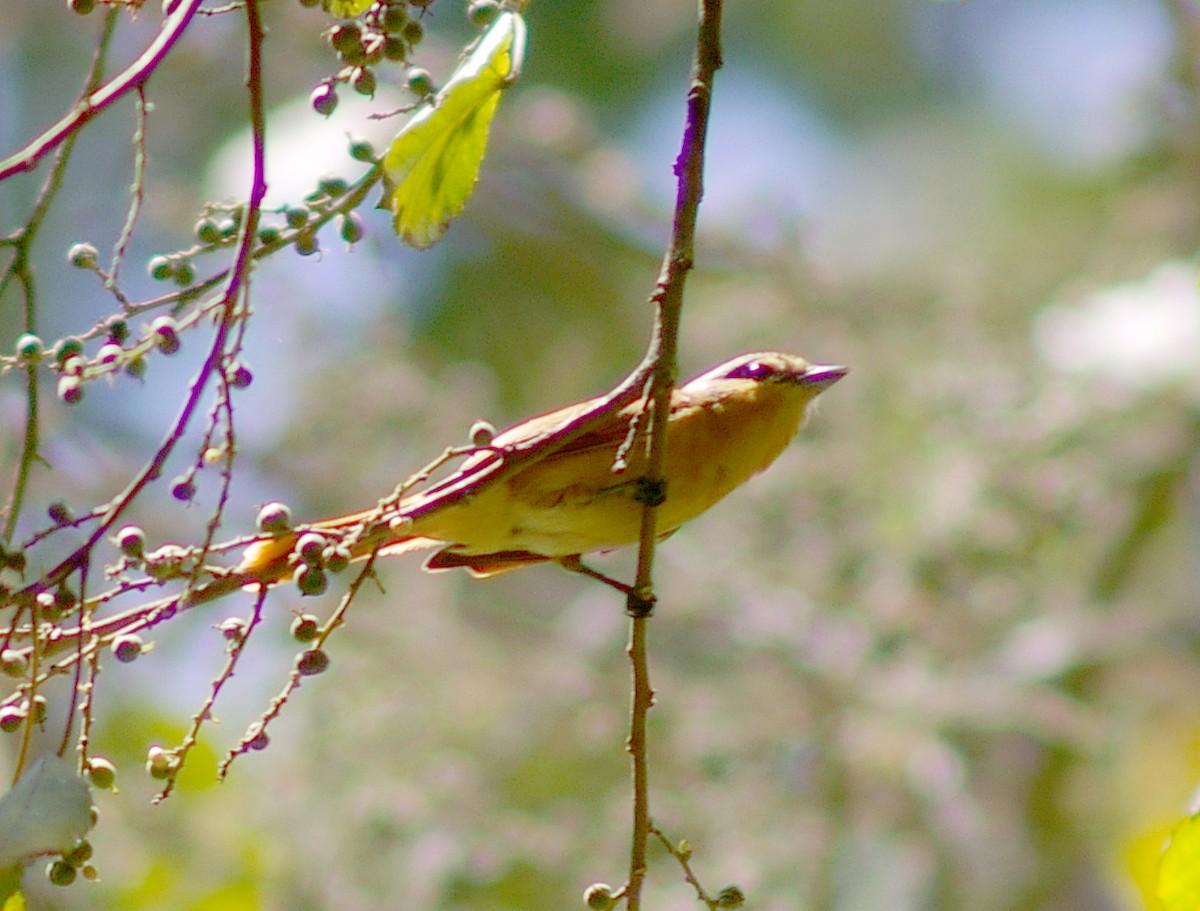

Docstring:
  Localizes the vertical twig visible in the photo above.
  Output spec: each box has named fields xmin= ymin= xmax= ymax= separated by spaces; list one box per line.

xmin=624 ymin=1 xmax=724 ymax=907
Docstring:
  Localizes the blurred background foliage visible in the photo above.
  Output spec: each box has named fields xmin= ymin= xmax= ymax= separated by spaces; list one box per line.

xmin=3 ymin=0 xmax=1200 ymax=909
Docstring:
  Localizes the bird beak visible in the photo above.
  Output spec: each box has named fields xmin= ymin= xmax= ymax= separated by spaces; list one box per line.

xmin=798 ymin=364 xmax=848 ymax=390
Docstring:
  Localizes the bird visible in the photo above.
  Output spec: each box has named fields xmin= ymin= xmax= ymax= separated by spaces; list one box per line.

xmin=233 ymin=351 xmax=845 ymax=589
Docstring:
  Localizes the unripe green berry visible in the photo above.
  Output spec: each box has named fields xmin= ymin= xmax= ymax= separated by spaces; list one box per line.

xmin=402 ymin=19 xmax=424 ymax=45
xmin=54 ymin=337 xmax=84 ymax=364
xmin=349 ymin=138 xmax=376 ymax=162
xmin=381 ymin=3 xmax=407 ymax=32
xmin=87 ymin=756 xmax=117 ymax=790
xmin=352 ymin=67 xmax=377 ymax=97
xmin=383 ymin=35 xmax=407 ymax=61
xmin=330 ymin=23 xmax=362 ymax=54
xmin=195 ymin=218 xmax=221 ymax=244
xmin=47 ymin=860 xmax=76 ymax=886
xmin=257 ymin=225 xmax=282 ymax=246
xmin=405 ymin=66 xmax=433 ymax=97
xmin=173 ymin=259 xmax=196 ymax=286
xmin=62 ymin=839 xmax=93 ymax=867
xmin=318 ymin=176 xmax=349 ymax=197
xmin=1 ymin=649 xmax=28 ymax=677
xmin=286 ymin=207 xmax=310 ymax=229
xmin=340 ymin=213 xmax=364 ymax=244
xmin=257 ymin=502 xmax=293 ymax=534
xmin=583 ymin=883 xmax=616 ymax=910
xmin=296 ymin=534 xmax=326 ymax=565
xmin=125 ymin=356 xmax=147 ymax=380
xmin=0 ymin=705 xmax=26 ymax=733
xmin=323 ymin=544 xmax=351 ymax=574
xmin=295 ymin=231 xmax=319 ymax=256
xmin=291 ymin=613 xmax=320 ymax=642
xmin=15 ymin=333 xmax=43 ymax=362
xmin=69 ymin=0 xmax=95 ymax=14
xmin=29 ymin=694 xmax=47 ymax=725
xmin=468 ymin=0 xmax=500 ymax=26
xmin=296 ymin=647 xmax=330 ymax=675
xmin=67 ymin=242 xmax=99 ymax=269
xmin=716 ymin=885 xmax=746 ymax=909
xmin=294 ymin=564 xmax=328 ymax=596
xmin=106 ymin=316 xmax=130 ymax=343
xmin=147 ymin=255 xmax=174 ymax=281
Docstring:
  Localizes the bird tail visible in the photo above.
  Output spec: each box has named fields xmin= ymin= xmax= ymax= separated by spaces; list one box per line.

xmin=235 ymin=516 xmax=441 ymax=584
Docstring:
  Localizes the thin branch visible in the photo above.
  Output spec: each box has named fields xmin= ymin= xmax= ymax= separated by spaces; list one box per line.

xmin=624 ymin=2 xmax=724 ymax=908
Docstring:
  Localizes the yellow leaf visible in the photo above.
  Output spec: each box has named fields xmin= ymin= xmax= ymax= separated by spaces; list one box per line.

xmin=323 ymin=0 xmax=372 ymax=16
xmin=1159 ymin=813 xmax=1200 ymax=911
xmin=382 ymin=11 xmax=526 ymax=248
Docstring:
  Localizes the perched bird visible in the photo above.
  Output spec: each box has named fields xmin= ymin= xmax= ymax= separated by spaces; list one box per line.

xmin=235 ymin=352 xmax=845 ymax=587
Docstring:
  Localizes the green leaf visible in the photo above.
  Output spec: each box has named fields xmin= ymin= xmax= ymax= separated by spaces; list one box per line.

xmin=323 ymin=0 xmax=372 ymax=16
xmin=1159 ymin=813 xmax=1200 ymax=911
xmin=0 ymin=757 xmax=91 ymax=869
xmin=382 ymin=11 xmax=526 ymax=248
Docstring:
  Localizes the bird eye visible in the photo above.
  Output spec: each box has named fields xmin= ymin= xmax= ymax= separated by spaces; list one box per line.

xmin=726 ymin=360 xmax=774 ymax=381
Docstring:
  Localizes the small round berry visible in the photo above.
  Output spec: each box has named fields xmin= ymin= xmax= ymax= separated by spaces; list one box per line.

xmin=1 ymin=649 xmax=28 ymax=677
xmin=318 ymin=176 xmax=349 ymax=197
xmin=171 ymin=475 xmax=196 ymax=502
xmin=81 ymin=864 xmax=98 ymax=881
xmin=125 ymin=356 xmax=147 ymax=380
xmin=147 ymin=255 xmax=174 ymax=281
xmin=285 ymin=207 xmax=310 ymax=229
xmin=383 ymin=34 xmax=407 ymax=61
xmin=257 ymin=225 xmax=282 ymax=247
xmin=29 ymin=694 xmax=48 ymax=724
xmin=339 ymin=213 xmax=364 ymax=244
xmin=716 ymin=885 xmax=746 ymax=909
xmin=48 ymin=500 xmax=74 ymax=525
xmin=57 ymin=375 xmax=84 ymax=405
xmin=86 ymin=756 xmax=117 ymax=791
xmin=47 ymin=860 xmax=76 ymax=887
xmin=257 ymin=502 xmax=293 ymax=534
xmin=402 ymin=19 xmax=424 ymax=46
xmin=145 ymin=746 xmax=176 ymax=780
xmin=111 ymin=634 xmax=144 ymax=663
xmin=227 ymin=362 xmax=253 ymax=388
xmin=349 ymin=138 xmax=376 ymax=162
xmin=0 ymin=704 xmax=26 ymax=733
xmin=61 ymin=354 xmax=85 ymax=377
xmin=69 ymin=0 xmax=95 ymax=13
xmin=54 ymin=585 xmax=77 ymax=613
xmin=583 ymin=883 xmax=616 ymax=910
xmin=96 ymin=343 xmax=122 ymax=366
xmin=217 ymin=617 xmax=248 ymax=644
xmin=218 ymin=218 xmax=239 ymax=239
xmin=468 ymin=0 xmax=500 ymax=26
xmin=246 ymin=724 xmax=270 ymax=751
xmin=290 ymin=613 xmax=320 ymax=642
xmin=352 ymin=67 xmax=377 ymax=97
xmin=173 ymin=259 xmax=196 ymax=286
xmin=54 ymin=337 xmax=84 ymax=364
xmin=296 ymin=534 xmax=326 ymax=565
xmin=294 ymin=564 xmax=328 ymax=597
xmin=116 ymin=525 xmax=146 ymax=559
xmin=381 ymin=3 xmax=407 ymax=32
xmin=330 ymin=23 xmax=362 ymax=55
xmin=106 ymin=316 xmax=130 ymax=343
xmin=195 ymin=218 xmax=221 ymax=244
xmin=323 ymin=544 xmax=351 ymax=574
xmin=151 ymin=316 xmax=181 ymax=355
xmin=295 ymin=231 xmax=320 ymax=256
xmin=67 ymin=242 xmax=99 ymax=269
xmin=15 ymin=333 xmax=43 ymax=362
xmin=310 ymin=82 xmax=339 ymax=117
xmin=296 ymin=648 xmax=330 ymax=676
xmin=470 ymin=419 xmax=495 ymax=447
xmin=405 ymin=66 xmax=433 ymax=97
xmin=62 ymin=839 xmax=93 ymax=867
